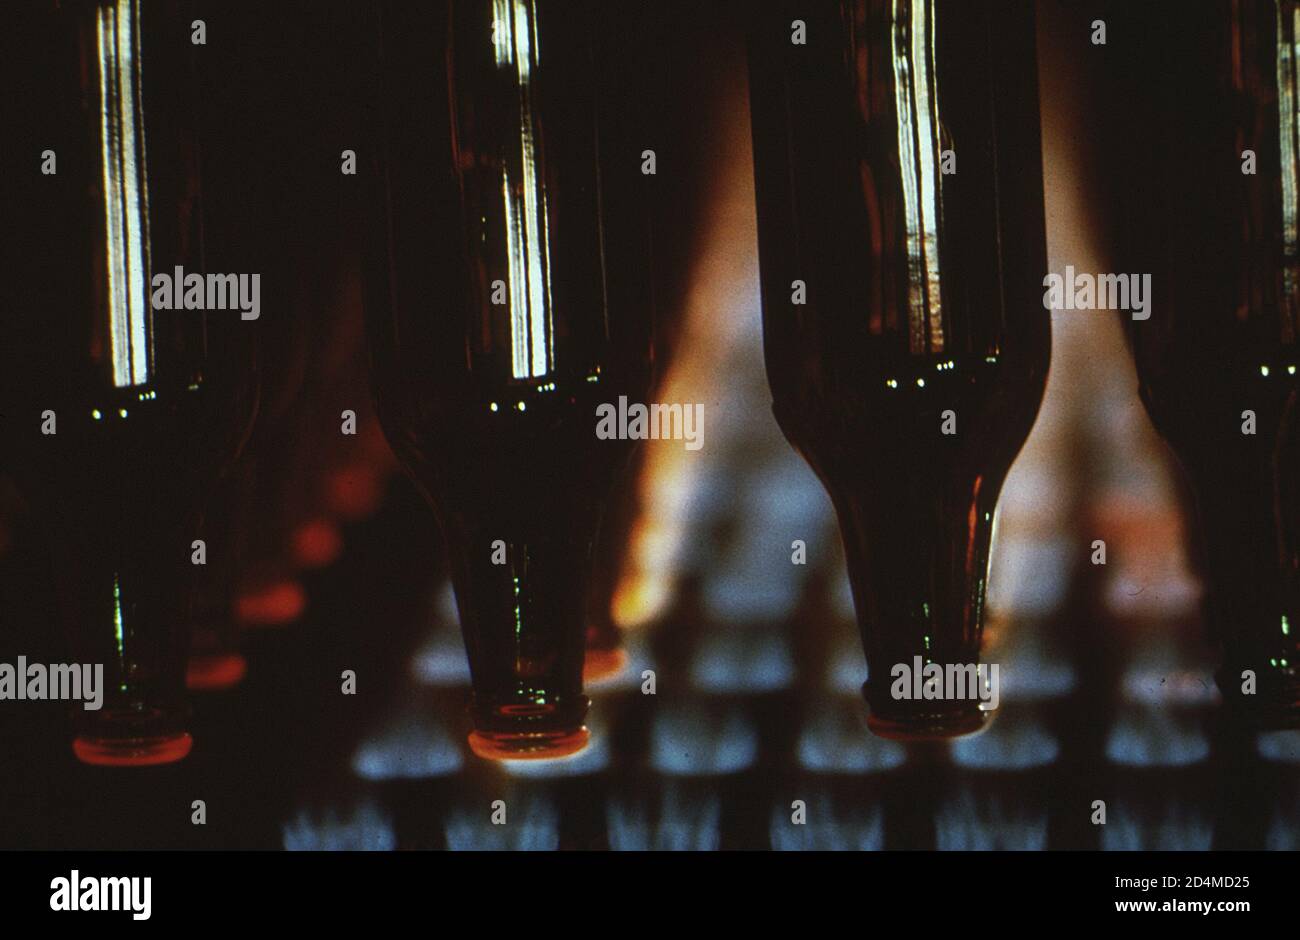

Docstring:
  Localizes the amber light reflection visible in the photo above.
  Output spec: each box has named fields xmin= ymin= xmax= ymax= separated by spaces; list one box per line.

xmin=610 ymin=68 xmax=758 ymax=632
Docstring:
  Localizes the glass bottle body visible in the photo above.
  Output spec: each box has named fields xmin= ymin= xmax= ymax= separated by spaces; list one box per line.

xmin=1116 ymin=0 xmax=1299 ymax=727
xmin=748 ymin=0 xmax=1049 ymax=737
xmin=1 ymin=0 xmax=258 ymax=763
xmin=363 ymin=1 xmax=656 ymax=757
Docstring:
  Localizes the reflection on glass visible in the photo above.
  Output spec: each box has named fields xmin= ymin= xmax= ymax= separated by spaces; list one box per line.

xmin=96 ymin=0 xmax=153 ymax=389
xmin=890 ymin=0 xmax=944 ymax=354
xmin=1277 ymin=0 xmax=1300 ymax=340
xmin=494 ymin=0 xmax=556 ymax=381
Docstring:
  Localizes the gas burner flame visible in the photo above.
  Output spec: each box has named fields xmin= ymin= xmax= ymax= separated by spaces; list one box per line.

xmin=607 ymin=788 xmax=721 ymax=851
xmin=770 ymin=793 xmax=884 ymax=851
xmin=935 ymin=790 xmax=1048 ymax=850
xmin=444 ymin=798 xmax=558 ymax=851
xmin=689 ymin=628 xmax=794 ymax=694
xmin=797 ymin=700 xmax=906 ymax=774
xmin=1105 ymin=707 xmax=1210 ymax=768
xmin=650 ymin=704 xmax=757 ymax=776
xmin=1102 ymin=801 xmax=1213 ymax=851
xmin=351 ymin=710 xmax=464 ymax=781
xmin=283 ymin=803 xmax=395 ymax=851
xmin=951 ymin=715 xmax=1059 ymax=770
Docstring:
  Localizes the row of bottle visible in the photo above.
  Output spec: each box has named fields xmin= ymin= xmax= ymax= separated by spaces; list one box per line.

xmin=0 ymin=1 xmax=1295 ymax=765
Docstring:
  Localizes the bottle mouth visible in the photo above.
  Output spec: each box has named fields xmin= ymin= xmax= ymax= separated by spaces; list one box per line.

xmin=863 ymin=682 xmax=993 ymax=740
xmin=865 ymin=711 xmax=991 ymax=741
xmin=467 ymin=726 xmax=590 ymax=761
xmin=72 ymin=706 xmax=192 ymax=766
xmin=469 ymin=695 xmax=590 ymax=760
xmin=73 ymin=732 xmax=193 ymax=767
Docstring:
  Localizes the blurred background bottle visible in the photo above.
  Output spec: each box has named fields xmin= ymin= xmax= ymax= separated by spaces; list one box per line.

xmin=1108 ymin=0 xmax=1300 ymax=728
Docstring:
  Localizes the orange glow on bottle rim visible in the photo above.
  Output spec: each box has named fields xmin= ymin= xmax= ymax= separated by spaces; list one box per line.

xmin=866 ymin=709 xmax=991 ymax=741
xmin=467 ymin=726 xmax=589 ymax=761
xmin=73 ymin=732 xmax=193 ymax=767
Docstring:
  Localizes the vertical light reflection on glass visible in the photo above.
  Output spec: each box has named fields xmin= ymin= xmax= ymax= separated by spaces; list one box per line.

xmin=511 ymin=572 xmax=524 ymax=679
xmin=96 ymin=0 xmax=153 ymax=388
xmin=890 ymin=0 xmax=944 ymax=354
xmin=112 ymin=573 xmax=127 ymax=693
xmin=1276 ymin=3 xmax=1300 ymax=340
xmin=494 ymin=0 xmax=555 ymax=380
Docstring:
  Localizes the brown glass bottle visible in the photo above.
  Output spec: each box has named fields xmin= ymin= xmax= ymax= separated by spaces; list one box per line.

xmin=0 ymin=0 xmax=258 ymax=763
xmin=362 ymin=1 xmax=657 ymax=758
xmin=1109 ymin=0 xmax=1299 ymax=728
xmin=748 ymin=0 xmax=1049 ymax=738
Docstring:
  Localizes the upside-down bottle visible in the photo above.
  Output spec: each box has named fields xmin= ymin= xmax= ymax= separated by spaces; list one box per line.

xmin=362 ymin=0 xmax=658 ymax=758
xmin=748 ymin=0 xmax=1050 ymax=737
xmin=1115 ymin=0 xmax=1299 ymax=727
xmin=0 ymin=0 xmax=258 ymax=763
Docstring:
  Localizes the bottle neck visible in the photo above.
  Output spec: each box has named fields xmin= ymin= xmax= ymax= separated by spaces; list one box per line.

xmin=443 ymin=513 xmax=597 ymax=723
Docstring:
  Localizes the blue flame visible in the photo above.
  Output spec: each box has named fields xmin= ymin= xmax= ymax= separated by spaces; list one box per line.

xmin=770 ymin=793 xmax=884 ymax=850
xmin=351 ymin=711 xmax=464 ymax=781
xmin=951 ymin=715 xmax=1058 ymax=770
xmin=935 ymin=790 xmax=1048 ymax=850
xmin=689 ymin=627 xmax=794 ymax=693
xmin=650 ymin=704 xmax=757 ymax=776
xmin=797 ymin=700 xmax=906 ymax=774
xmin=607 ymin=788 xmax=721 ymax=851
xmin=1102 ymin=801 xmax=1213 ymax=851
xmin=444 ymin=797 xmax=558 ymax=851
xmin=283 ymin=803 xmax=396 ymax=851
xmin=1105 ymin=708 xmax=1209 ymax=767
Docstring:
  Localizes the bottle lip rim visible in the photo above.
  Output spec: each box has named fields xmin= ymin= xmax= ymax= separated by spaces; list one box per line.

xmin=467 ymin=726 xmax=590 ymax=762
xmin=72 ymin=731 xmax=193 ymax=767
